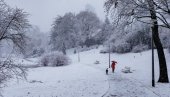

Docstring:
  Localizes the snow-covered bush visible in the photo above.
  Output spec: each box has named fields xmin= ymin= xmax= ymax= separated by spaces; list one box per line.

xmin=100 ymin=49 xmax=108 ymax=54
xmin=0 ymin=59 xmax=27 ymax=86
xmin=115 ymin=42 xmax=132 ymax=53
xmin=32 ymin=48 xmax=45 ymax=57
xmin=94 ymin=60 xmax=100 ymax=64
xmin=41 ymin=55 xmax=49 ymax=66
xmin=105 ymin=22 xmax=151 ymax=54
xmin=121 ymin=66 xmax=132 ymax=73
xmin=110 ymin=45 xmax=117 ymax=53
xmin=40 ymin=52 xmax=70 ymax=67
xmin=102 ymin=42 xmax=131 ymax=54
xmin=84 ymin=38 xmax=98 ymax=47
xmin=100 ymin=48 xmax=109 ymax=53
xmin=159 ymin=27 xmax=170 ymax=48
xmin=132 ymin=44 xmax=149 ymax=53
xmin=126 ymin=28 xmax=151 ymax=49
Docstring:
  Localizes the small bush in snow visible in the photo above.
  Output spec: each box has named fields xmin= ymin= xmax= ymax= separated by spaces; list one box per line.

xmin=132 ymin=44 xmax=149 ymax=53
xmin=126 ymin=26 xmax=151 ymax=48
xmin=41 ymin=55 xmax=49 ymax=66
xmin=40 ymin=52 xmax=70 ymax=67
xmin=121 ymin=66 xmax=132 ymax=73
xmin=100 ymin=49 xmax=109 ymax=54
xmin=74 ymin=49 xmax=77 ymax=54
xmin=94 ymin=60 xmax=100 ymax=64
xmin=100 ymin=44 xmax=116 ymax=54
xmin=116 ymin=42 xmax=132 ymax=53
xmin=110 ymin=45 xmax=117 ymax=53
xmin=0 ymin=59 xmax=27 ymax=87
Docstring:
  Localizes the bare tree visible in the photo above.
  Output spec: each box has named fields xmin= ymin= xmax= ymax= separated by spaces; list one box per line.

xmin=0 ymin=1 xmax=29 ymax=95
xmin=0 ymin=0 xmax=30 ymax=53
xmin=104 ymin=0 xmax=169 ymax=83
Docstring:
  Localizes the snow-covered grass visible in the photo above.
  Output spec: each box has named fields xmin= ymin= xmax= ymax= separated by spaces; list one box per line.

xmin=2 ymin=46 xmax=170 ymax=97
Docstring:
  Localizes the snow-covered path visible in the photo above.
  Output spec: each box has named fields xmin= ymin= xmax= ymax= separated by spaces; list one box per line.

xmin=103 ymin=72 xmax=159 ymax=97
xmin=69 ymin=47 xmax=170 ymax=97
xmin=3 ymin=63 xmax=109 ymax=97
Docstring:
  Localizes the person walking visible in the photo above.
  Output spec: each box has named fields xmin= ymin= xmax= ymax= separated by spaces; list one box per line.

xmin=111 ymin=60 xmax=117 ymax=73
xmin=106 ymin=68 xmax=108 ymax=75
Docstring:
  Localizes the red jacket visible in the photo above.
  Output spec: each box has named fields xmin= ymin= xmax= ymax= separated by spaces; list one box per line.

xmin=111 ymin=61 xmax=117 ymax=69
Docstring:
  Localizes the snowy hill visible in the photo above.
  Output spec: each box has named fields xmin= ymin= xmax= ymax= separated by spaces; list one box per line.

xmin=2 ymin=46 xmax=170 ymax=97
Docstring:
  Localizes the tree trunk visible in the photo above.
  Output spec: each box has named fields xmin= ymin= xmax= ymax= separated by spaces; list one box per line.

xmin=147 ymin=0 xmax=169 ymax=83
xmin=62 ymin=43 xmax=66 ymax=55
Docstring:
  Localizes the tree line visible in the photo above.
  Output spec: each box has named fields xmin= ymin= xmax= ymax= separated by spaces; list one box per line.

xmin=50 ymin=10 xmax=113 ymax=54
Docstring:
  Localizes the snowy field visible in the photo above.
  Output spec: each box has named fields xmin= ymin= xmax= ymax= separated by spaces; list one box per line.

xmin=2 ymin=46 xmax=170 ymax=97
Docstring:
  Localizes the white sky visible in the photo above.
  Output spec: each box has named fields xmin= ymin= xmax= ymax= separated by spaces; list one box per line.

xmin=5 ymin=0 xmax=106 ymax=33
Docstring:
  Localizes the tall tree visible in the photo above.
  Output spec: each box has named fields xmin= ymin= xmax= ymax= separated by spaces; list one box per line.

xmin=96 ymin=17 xmax=112 ymax=43
xmin=76 ymin=10 xmax=101 ymax=45
xmin=147 ymin=0 xmax=169 ymax=83
xmin=50 ymin=13 xmax=80 ymax=54
xmin=104 ymin=0 xmax=169 ymax=83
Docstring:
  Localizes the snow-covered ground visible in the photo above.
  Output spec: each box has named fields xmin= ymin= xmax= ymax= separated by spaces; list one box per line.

xmin=2 ymin=61 xmax=108 ymax=97
xmin=2 ymin=46 xmax=170 ymax=97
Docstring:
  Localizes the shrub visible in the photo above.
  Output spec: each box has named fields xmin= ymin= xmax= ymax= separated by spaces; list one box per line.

xmin=110 ymin=45 xmax=117 ymax=53
xmin=132 ymin=44 xmax=149 ymax=53
xmin=108 ymin=25 xmax=151 ymax=54
xmin=0 ymin=59 xmax=27 ymax=85
xmin=41 ymin=56 xmax=49 ymax=66
xmin=40 ymin=52 xmax=70 ymax=67
xmin=100 ymin=44 xmax=116 ymax=54
xmin=126 ymin=29 xmax=151 ymax=49
xmin=33 ymin=48 xmax=45 ymax=56
xmin=84 ymin=38 xmax=97 ymax=47
xmin=24 ymin=47 xmax=45 ymax=58
xmin=100 ymin=49 xmax=109 ymax=54
xmin=116 ymin=42 xmax=132 ymax=53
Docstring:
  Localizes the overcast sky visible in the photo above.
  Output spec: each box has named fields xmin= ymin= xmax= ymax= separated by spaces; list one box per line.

xmin=5 ymin=0 xmax=106 ymax=33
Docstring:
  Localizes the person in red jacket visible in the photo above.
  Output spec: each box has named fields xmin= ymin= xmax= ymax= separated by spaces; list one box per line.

xmin=111 ymin=61 xmax=117 ymax=73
